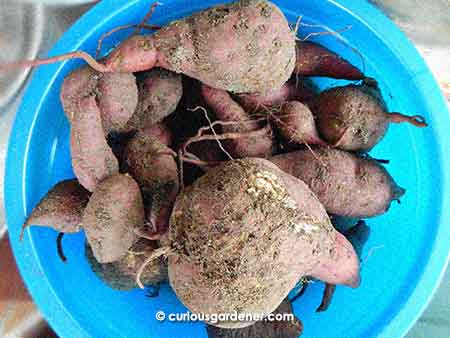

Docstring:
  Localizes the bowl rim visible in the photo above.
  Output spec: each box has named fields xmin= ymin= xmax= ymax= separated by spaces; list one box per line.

xmin=4 ymin=0 xmax=450 ymax=337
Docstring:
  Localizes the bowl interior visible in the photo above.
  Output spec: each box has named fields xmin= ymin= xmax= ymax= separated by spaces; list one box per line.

xmin=5 ymin=1 xmax=450 ymax=338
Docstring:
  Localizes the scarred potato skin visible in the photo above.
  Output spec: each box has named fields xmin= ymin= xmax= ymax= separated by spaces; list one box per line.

xmin=124 ymin=69 xmax=182 ymax=132
xmin=86 ymin=239 xmax=168 ymax=290
xmin=168 ymin=158 xmax=359 ymax=329
xmin=96 ymin=72 xmax=138 ymax=133
xmin=270 ymin=148 xmax=405 ymax=218
xmin=23 ymin=179 xmax=90 ymax=234
xmin=104 ymin=0 xmax=296 ymax=94
xmin=70 ymin=95 xmax=119 ymax=192
xmin=83 ymin=174 xmax=144 ymax=263
xmin=202 ymin=84 xmax=274 ymax=158
xmin=124 ymin=130 xmax=179 ymax=234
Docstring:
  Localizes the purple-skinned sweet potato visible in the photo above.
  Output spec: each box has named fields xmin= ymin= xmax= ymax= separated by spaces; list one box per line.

xmin=102 ymin=0 xmax=296 ymax=93
xmin=124 ymin=129 xmax=179 ymax=235
xmin=310 ymin=84 xmax=427 ymax=151
xmin=235 ymin=79 xmax=316 ymax=113
xmin=70 ymin=95 xmax=119 ymax=192
xmin=270 ymin=147 xmax=405 ymax=218
xmin=124 ymin=69 xmax=182 ymax=132
xmin=96 ymin=72 xmax=138 ymax=133
xmin=83 ymin=173 xmax=144 ymax=263
xmin=202 ymin=84 xmax=275 ymax=158
xmin=21 ymin=179 xmax=90 ymax=238
xmin=294 ymin=41 xmax=365 ymax=80
xmin=272 ymin=101 xmax=326 ymax=147
xmin=167 ymin=158 xmax=360 ymax=328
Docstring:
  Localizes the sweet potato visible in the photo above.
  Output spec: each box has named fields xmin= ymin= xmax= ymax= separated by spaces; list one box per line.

xmin=206 ymin=298 xmax=303 ymax=338
xmin=61 ymin=66 xmax=138 ymax=134
xmin=270 ymin=148 xmax=405 ymax=218
xmin=124 ymin=69 xmax=182 ymax=132
xmin=294 ymin=41 xmax=365 ymax=80
xmin=96 ymin=72 xmax=138 ymax=133
xmin=103 ymin=0 xmax=295 ymax=93
xmin=235 ymin=79 xmax=316 ymax=113
xmin=21 ymin=179 xmax=90 ymax=238
xmin=202 ymin=84 xmax=275 ymax=158
xmin=168 ymin=158 xmax=359 ymax=328
xmin=83 ymin=173 xmax=144 ymax=263
xmin=86 ymin=239 xmax=167 ymax=290
xmin=310 ymin=84 xmax=427 ymax=151
xmin=70 ymin=95 xmax=119 ymax=191
xmin=124 ymin=129 xmax=179 ymax=235
xmin=272 ymin=101 xmax=326 ymax=147
xmin=60 ymin=66 xmax=99 ymax=123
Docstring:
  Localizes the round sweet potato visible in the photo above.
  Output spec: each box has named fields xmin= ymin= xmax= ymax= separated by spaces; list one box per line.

xmin=83 ymin=173 xmax=144 ymax=263
xmin=168 ymin=158 xmax=359 ymax=328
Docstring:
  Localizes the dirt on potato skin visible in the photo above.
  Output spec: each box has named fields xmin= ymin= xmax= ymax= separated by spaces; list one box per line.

xmin=168 ymin=158 xmax=336 ymax=329
xmin=154 ymin=0 xmax=296 ymax=94
xmin=82 ymin=173 xmax=144 ymax=264
xmin=23 ymin=179 xmax=90 ymax=233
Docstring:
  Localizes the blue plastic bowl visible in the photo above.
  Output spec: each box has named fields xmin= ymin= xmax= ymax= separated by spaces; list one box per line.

xmin=5 ymin=1 xmax=450 ymax=337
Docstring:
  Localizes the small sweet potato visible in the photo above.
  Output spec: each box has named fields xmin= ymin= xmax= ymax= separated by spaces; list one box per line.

xmin=103 ymin=0 xmax=296 ymax=93
xmin=86 ymin=239 xmax=168 ymax=290
xmin=21 ymin=179 xmax=90 ymax=238
xmin=70 ymin=95 xmax=119 ymax=191
xmin=272 ymin=101 xmax=326 ymax=147
xmin=124 ymin=129 xmax=179 ymax=235
xmin=168 ymin=158 xmax=359 ymax=328
xmin=124 ymin=69 xmax=182 ymax=132
xmin=96 ymin=72 xmax=138 ymax=133
xmin=206 ymin=298 xmax=303 ymax=338
xmin=83 ymin=173 xmax=144 ymax=263
xmin=202 ymin=84 xmax=275 ymax=158
xmin=310 ymin=84 xmax=427 ymax=151
xmin=270 ymin=148 xmax=405 ymax=217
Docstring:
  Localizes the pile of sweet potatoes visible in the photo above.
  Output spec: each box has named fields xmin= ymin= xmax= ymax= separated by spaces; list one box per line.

xmin=17 ymin=1 xmax=428 ymax=336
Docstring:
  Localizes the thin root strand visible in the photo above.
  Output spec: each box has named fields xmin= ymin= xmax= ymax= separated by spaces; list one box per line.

xmin=389 ymin=113 xmax=428 ymax=127
xmin=136 ymin=246 xmax=174 ymax=289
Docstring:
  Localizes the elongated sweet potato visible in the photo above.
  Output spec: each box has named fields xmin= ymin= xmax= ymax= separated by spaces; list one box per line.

xmin=124 ymin=129 xmax=179 ymax=235
xmin=202 ymin=84 xmax=274 ymax=158
xmin=125 ymin=69 xmax=182 ymax=132
xmin=206 ymin=298 xmax=303 ymax=338
xmin=21 ymin=179 xmax=90 ymax=238
xmin=168 ymin=158 xmax=359 ymax=328
xmin=83 ymin=173 xmax=144 ymax=263
xmin=103 ymin=0 xmax=295 ymax=93
xmin=294 ymin=41 xmax=365 ymax=80
xmin=86 ymin=239 xmax=167 ymax=290
xmin=70 ymin=95 xmax=119 ymax=191
xmin=310 ymin=84 xmax=427 ymax=151
xmin=270 ymin=148 xmax=405 ymax=217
